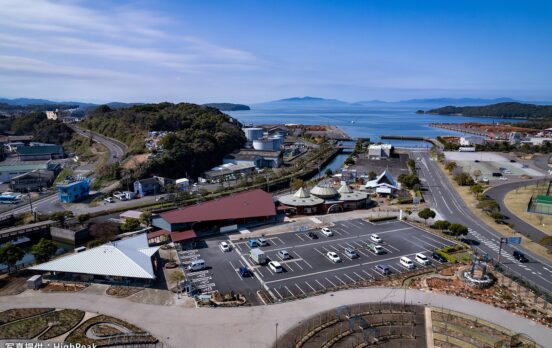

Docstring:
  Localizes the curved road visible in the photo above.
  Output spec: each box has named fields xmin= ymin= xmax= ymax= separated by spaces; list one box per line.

xmin=486 ymin=179 xmax=551 ymax=248
xmin=412 ymin=151 xmax=552 ymax=297
xmin=0 ymin=288 xmax=549 ymax=348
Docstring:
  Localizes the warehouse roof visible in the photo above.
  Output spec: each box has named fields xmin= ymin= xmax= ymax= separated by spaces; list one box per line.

xmin=16 ymin=145 xmax=63 ymax=155
xmin=30 ymin=234 xmax=159 ymax=279
xmin=159 ymin=189 xmax=276 ymax=224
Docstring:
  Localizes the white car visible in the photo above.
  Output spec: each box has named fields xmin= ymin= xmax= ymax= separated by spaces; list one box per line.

xmin=400 ymin=256 xmax=415 ymax=269
xmin=415 ymin=253 xmax=430 ymax=265
xmin=321 ymin=227 xmax=333 ymax=237
xmin=268 ymin=261 xmax=283 ymax=273
xmin=370 ymin=234 xmax=382 ymax=243
xmin=219 ymin=241 xmax=231 ymax=252
xmin=327 ymin=251 xmax=341 ymax=263
xmin=104 ymin=197 xmax=115 ymax=203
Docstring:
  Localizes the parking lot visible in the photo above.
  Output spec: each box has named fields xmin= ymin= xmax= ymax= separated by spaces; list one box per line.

xmin=178 ymin=219 xmax=458 ymax=304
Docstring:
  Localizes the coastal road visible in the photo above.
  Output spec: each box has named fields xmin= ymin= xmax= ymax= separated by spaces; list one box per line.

xmin=486 ymin=179 xmax=551 ymax=248
xmin=412 ymin=150 xmax=552 ymax=297
xmin=69 ymin=124 xmax=127 ymax=164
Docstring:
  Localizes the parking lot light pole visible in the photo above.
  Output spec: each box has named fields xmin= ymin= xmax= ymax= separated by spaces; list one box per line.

xmin=275 ymin=322 xmax=278 ymax=348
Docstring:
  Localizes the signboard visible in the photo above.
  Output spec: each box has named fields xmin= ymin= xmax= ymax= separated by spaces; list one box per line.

xmin=506 ymin=237 xmax=521 ymax=245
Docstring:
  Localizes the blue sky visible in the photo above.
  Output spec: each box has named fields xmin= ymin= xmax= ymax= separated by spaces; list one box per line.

xmin=0 ymin=0 xmax=551 ymax=103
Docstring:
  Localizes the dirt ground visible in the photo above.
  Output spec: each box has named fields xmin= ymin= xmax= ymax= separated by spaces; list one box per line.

xmin=504 ymin=185 xmax=552 ymax=236
xmin=0 ymin=272 xmax=29 ymax=296
xmin=437 ymin=161 xmax=552 ymax=262
xmin=122 ymin=154 xmax=148 ymax=170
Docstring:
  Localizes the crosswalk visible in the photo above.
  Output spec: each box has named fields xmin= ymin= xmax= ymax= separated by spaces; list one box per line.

xmin=178 ymin=249 xmax=216 ymax=294
xmin=468 ymin=229 xmax=531 ymax=271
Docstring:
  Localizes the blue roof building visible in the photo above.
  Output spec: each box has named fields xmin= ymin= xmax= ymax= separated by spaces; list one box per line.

xmin=57 ymin=177 xmax=90 ymax=203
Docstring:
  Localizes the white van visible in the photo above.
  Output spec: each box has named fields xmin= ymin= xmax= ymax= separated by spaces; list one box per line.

xmin=188 ymin=259 xmax=206 ymax=272
xmin=415 ymin=253 xmax=430 ymax=265
xmin=400 ymin=256 xmax=415 ymax=269
xmin=268 ymin=261 xmax=283 ymax=273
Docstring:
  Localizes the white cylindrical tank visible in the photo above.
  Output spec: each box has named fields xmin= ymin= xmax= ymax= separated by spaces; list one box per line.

xmin=253 ymin=138 xmax=275 ymax=151
xmin=243 ymin=127 xmax=263 ymax=141
xmin=269 ymin=135 xmax=284 ymax=150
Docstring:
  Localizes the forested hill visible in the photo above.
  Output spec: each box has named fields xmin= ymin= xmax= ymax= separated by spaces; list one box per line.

xmin=203 ymin=103 xmax=250 ymax=111
xmin=423 ymin=102 xmax=552 ymax=119
xmin=81 ymin=102 xmax=246 ymax=178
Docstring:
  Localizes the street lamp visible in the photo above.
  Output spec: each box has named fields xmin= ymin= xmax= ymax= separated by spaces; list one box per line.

xmin=275 ymin=322 xmax=278 ymax=348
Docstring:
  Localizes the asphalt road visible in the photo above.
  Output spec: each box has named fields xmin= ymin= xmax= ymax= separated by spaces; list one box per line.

xmin=486 ymin=179 xmax=552 ymax=248
xmin=69 ymin=124 xmax=127 ymax=165
xmin=413 ymin=150 xmax=552 ymax=296
xmin=180 ymin=219 xmax=457 ymax=304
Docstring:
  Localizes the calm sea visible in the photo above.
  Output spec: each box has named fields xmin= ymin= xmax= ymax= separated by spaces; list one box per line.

xmin=227 ymin=105 xmax=521 ymax=148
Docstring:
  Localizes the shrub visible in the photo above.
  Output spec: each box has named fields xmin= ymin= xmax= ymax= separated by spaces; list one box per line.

xmin=432 ymin=220 xmax=451 ymax=230
xmin=454 ymin=172 xmax=475 ymax=186
xmin=435 ymin=249 xmax=457 ymax=263
xmin=448 ymin=223 xmax=468 ymax=236
xmin=418 ymin=208 xmax=436 ymax=222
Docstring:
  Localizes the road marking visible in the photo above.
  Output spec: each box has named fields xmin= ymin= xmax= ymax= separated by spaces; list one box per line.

xmin=285 ymin=262 xmax=294 ymax=272
xmin=228 ymin=261 xmax=244 ymax=281
xmin=344 ymin=274 xmax=356 ymax=283
xmin=325 ymin=277 xmax=337 ymax=288
xmin=381 ymin=247 xmax=393 ymax=254
xmin=386 ymin=244 xmax=400 ymax=252
xmin=293 ymin=261 xmax=304 ymax=270
xmin=388 ymin=265 xmax=401 ymax=274
xmin=295 ymin=283 xmax=306 ymax=295
xmin=272 ymin=287 xmax=283 ymax=299
xmin=313 ymin=247 xmax=326 ymax=256
xmin=411 ymin=236 xmax=441 ymax=249
xmin=304 ymin=281 xmax=317 ymax=292
xmin=333 ymin=229 xmax=344 ymax=236
xmin=334 ymin=275 xmax=346 ymax=285
xmin=315 ymin=279 xmax=326 ymax=289
xmin=296 ymin=234 xmax=306 ymax=242
xmin=284 ymin=285 xmax=294 ymax=297
xmin=353 ymin=271 xmax=365 ymax=280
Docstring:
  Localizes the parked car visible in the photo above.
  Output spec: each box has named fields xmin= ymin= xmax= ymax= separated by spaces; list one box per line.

xmin=344 ymin=248 xmax=359 ymax=259
xmin=307 ymin=231 xmax=318 ymax=239
xmin=474 ymin=160 xmax=480 ymax=163
xmin=268 ymin=261 xmax=283 ymax=273
xmin=415 ymin=253 xmax=430 ymax=265
xmin=367 ymin=242 xmax=384 ymax=255
xmin=375 ymin=264 xmax=390 ymax=275
xmin=247 ymin=239 xmax=259 ymax=248
xmin=522 ymin=164 xmax=529 ymax=168
xmin=326 ymin=251 xmax=341 ymax=263
xmin=432 ymin=251 xmax=447 ymax=263
xmin=400 ymin=256 xmax=415 ymax=269
xmin=104 ymin=197 xmax=115 ymax=203
xmin=278 ymin=250 xmax=291 ymax=260
xmin=188 ymin=259 xmax=206 ymax=271
xmin=321 ymin=227 xmax=333 ymax=237
xmin=238 ymin=266 xmax=251 ymax=277
xmin=510 ymin=159 xmax=516 ymax=163
xmin=258 ymin=238 xmax=269 ymax=246
xmin=219 ymin=241 xmax=231 ymax=252
xmin=370 ymin=234 xmax=382 ymax=243
xmin=513 ymin=250 xmax=529 ymax=263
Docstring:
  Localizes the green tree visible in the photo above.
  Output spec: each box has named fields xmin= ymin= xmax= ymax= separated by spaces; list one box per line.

xmin=344 ymin=156 xmax=355 ymax=165
xmin=454 ymin=172 xmax=475 ymax=186
xmin=121 ymin=218 xmax=141 ymax=232
xmin=473 ymin=169 xmax=482 ymax=182
xmin=0 ymin=243 xmax=25 ymax=273
xmin=31 ymin=238 xmax=58 ymax=263
xmin=448 ymin=223 xmax=469 ymax=236
xmin=49 ymin=211 xmax=74 ymax=227
xmin=76 ymin=214 xmax=91 ymax=224
xmin=139 ymin=212 xmax=152 ymax=226
xmin=324 ymin=168 xmax=333 ymax=177
xmin=418 ymin=208 xmax=436 ymax=223
xmin=470 ymin=184 xmax=484 ymax=195
xmin=445 ymin=161 xmax=457 ymax=173
xmin=432 ymin=220 xmax=451 ymax=230
xmin=368 ymin=171 xmax=377 ymax=180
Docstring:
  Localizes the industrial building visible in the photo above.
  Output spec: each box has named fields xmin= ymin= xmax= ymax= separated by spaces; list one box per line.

xmin=223 ymin=149 xmax=283 ymax=168
xmin=460 ymin=136 xmax=486 ymax=146
xmin=29 ymin=233 xmax=161 ymax=286
xmin=368 ymin=144 xmax=393 ymax=159
xmin=0 ymin=162 xmax=60 ymax=183
xmin=278 ymin=183 xmax=369 ymax=215
xmin=151 ymin=189 xmax=277 ymax=242
xmin=10 ymin=169 xmax=55 ymax=192
xmin=16 ymin=145 xmax=65 ymax=161
xmin=203 ymin=163 xmax=257 ymax=183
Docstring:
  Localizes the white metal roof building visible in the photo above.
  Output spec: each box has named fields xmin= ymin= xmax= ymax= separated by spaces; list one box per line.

xmin=30 ymin=234 xmax=160 ymax=283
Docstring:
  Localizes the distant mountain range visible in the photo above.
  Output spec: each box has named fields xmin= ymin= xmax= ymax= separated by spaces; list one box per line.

xmin=422 ymin=102 xmax=552 ymax=119
xmin=0 ymin=98 xmax=141 ymax=110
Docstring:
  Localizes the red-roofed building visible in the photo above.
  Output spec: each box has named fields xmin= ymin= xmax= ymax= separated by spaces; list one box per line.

xmin=151 ymin=189 xmax=276 ymax=239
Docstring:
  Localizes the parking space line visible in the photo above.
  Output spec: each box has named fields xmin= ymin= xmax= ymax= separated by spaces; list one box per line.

xmin=304 ymin=281 xmax=317 ymax=292
xmin=293 ymin=261 xmax=304 ymax=270
xmin=325 ymin=277 xmax=337 ymax=287
xmin=352 ymin=241 xmax=365 ymax=249
xmin=327 ymin=245 xmax=340 ymax=252
xmin=334 ymin=275 xmax=346 ymax=285
xmin=313 ymin=247 xmax=326 ymax=256
xmin=284 ymin=286 xmax=294 ymax=297
xmin=274 ymin=237 xmax=284 ymax=245
xmin=388 ymin=265 xmax=402 ymax=273
xmin=332 ymin=229 xmax=343 ymax=236
xmin=272 ymin=287 xmax=283 ymax=299
xmin=227 ymin=261 xmax=244 ymax=281
xmin=353 ymin=271 xmax=365 ymax=280
xmin=381 ymin=247 xmax=394 ymax=254
xmin=297 ymin=254 xmax=313 ymax=269
xmin=296 ymin=234 xmax=306 ymax=242
xmin=386 ymin=244 xmax=400 ymax=252
xmin=417 ymin=233 xmax=449 ymax=247
xmin=411 ymin=236 xmax=440 ymax=249
xmin=285 ymin=262 xmax=294 ymax=272
xmin=255 ymin=267 xmax=266 ymax=278
xmin=315 ymin=279 xmax=326 ymax=289
xmin=362 ymin=270 xmax=373 ymax=278
xmin=295 ymin=283 xmax=306 ymax=295
xmin=344 ymin=274 xmax=356 ymax=283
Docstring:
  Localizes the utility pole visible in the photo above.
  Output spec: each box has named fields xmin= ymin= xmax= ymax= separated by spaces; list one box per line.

xmin=497 ymin=237 xmax=506 ymax=263
xmin=275 ymin=322 xmax=278 ymax=348
xmin=27 ymin=188 xmax=34 ymax=222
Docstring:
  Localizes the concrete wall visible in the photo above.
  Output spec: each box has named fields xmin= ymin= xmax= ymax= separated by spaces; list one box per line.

xmin=50 ymin=226 xmax=89 ymax=245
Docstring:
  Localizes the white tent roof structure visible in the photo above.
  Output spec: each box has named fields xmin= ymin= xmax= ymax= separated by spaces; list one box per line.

xmin=30 ymin=234 xmax=160 ymax=279
xmin=279 ymin=187 xmax=324 ymax=207
xmin=365 ymin=170 xmax=398 ymax=190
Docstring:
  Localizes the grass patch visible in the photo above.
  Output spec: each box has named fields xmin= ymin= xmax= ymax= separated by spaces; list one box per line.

xmin=505 ymin=184 xmax=552 ymax=236
xmin=54 ymin=167 xmax=75 ymax=183
xmin=38 ymin=309 xmax=85 ymax=340
xmin=0 ymin=308 xmax=54 ymax=325
xmin=0 ymin=309 xmax=84 ymax=340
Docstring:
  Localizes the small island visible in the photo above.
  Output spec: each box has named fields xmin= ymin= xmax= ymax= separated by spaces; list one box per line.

xmin=422 ymin=102 xmax=552 ymax=119
xmin=203 ymin=103 xmax=250 ymax=111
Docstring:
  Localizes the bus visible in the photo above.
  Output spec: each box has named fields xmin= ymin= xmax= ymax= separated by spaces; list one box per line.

xmin=0 ymin=193 xmax=22 ymax=204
